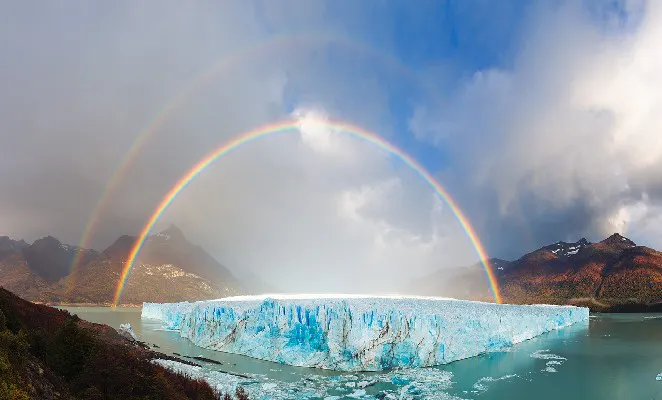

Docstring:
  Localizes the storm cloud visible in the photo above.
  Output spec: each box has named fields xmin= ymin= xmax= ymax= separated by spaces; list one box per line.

xmin=410 ymin=0 xmax=662 ymax=257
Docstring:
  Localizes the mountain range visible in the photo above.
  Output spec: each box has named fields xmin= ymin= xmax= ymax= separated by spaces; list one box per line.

xmin=0 ymin=225 xmax=245 ymax=305
xmin=1 ymin=227 xmax=661 ymax=311
xmin=412 ymin=233 xmax=662 ymax=311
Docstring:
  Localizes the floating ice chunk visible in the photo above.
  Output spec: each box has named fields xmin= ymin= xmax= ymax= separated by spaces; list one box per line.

xmin=117 ymin=323 xmax=137 ymax=341
xmin=531 ymin=350 xmax=567 ymax=360
xmin=357 ymin=380 xmax=376 ymax=388
xmin=543 ymin=366 xmax=557 ymax=373
xmin=656 ymin=372 xmax=662 ymax=381
xmin=143 ymin=295 xmax=588 ymax=371
xmin=346 ymin=389 xmax=366 ymax=398
xmin=473 ymin=374 xmax=518 ymax=391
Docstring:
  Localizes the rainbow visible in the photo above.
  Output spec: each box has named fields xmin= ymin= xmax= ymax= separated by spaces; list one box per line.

xmin=112 ymin=119 xmax=501 ymax=306
xmin=67 ymin=32 xmax=426 ymax=294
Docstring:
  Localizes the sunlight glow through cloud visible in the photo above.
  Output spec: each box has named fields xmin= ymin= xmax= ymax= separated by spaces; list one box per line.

xmin=292 ymin=106 xmax=337 ymax=154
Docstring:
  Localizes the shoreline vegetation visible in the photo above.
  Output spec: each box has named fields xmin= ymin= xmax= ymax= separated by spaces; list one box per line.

xmin=45 ymin=302 xmax=143 ymax=308
xmin=0 ymin=288 xmax=250 ymax=399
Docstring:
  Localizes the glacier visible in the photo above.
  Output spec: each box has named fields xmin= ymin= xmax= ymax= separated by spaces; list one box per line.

xmin=142 ymin=294 xmax=588 ymax=372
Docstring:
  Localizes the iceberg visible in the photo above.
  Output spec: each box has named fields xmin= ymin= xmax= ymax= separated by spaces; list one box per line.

xmin=142 ymin=294 xmax=588 ymax=372
xmin=117 ymin=322 xmax=138 ymax=341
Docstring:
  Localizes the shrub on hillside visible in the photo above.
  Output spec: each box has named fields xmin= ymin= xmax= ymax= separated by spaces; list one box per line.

xmin=0 ymin=322 xmax=31 ymax=400
xmin=0 ymin=288 xmax=224 ymax=400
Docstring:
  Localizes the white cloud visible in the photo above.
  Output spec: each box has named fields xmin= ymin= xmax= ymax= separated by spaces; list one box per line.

xmin=409 ymin=0 xmax=662 ymax=248
xmin=336 ymin=178 xmax=442 ymax=255
xmin=337 ymin=178 xmax=401 ymax=222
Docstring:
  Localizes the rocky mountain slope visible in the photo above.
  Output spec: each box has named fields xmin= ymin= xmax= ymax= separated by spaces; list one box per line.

xmin=412 ymin=233 xmax=662 ymax=311
xmin=23 ymin=236 xmax=99 ymax=282
xmin=0 ymin=226 xmax=245 ymax=305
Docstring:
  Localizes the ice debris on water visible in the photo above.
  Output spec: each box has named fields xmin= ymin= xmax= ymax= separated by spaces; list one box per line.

xmin=152 ymin=358 xmax=463 ymax=399
xmin=530 ymin=350 xmax=567 ymax=361
xmin=531 ymin=349 xmax=567 ymax=373
xmin=346 ymin=389 xmax=366 ymax=398
xmin=142 ymin=294 xmax=588 ymax=372
xmin=472 ymin=374 xmax=518 ymax=392
xmin=656 ymin=372 xmax=662 ymax=381
xmin=357 ymin=380 xmax=377 ymax=388
xmin=117 ymin=323 xmax=137 ymax=341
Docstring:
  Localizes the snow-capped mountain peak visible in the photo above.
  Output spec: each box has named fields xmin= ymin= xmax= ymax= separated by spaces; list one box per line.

xmin=545 ymin=238 xmax=590 ymax=257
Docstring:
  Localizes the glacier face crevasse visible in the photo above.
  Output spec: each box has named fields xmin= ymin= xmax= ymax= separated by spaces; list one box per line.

xmin=142 ymin=295 xmax=589 ymax=372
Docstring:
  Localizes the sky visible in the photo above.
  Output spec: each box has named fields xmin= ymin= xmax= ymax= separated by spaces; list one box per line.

xmin=1 ymin=0 xmax=661 ymax=292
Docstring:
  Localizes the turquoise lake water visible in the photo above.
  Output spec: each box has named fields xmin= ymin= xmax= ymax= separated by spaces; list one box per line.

xmin=62 ymin=307 xmax=662 ymax=399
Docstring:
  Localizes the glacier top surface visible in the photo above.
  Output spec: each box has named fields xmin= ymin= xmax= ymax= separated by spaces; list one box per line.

xmin=214 ymin=293 xmax=459 ymax=301
xmin=144 ymin=293 xmax=584 ymax=315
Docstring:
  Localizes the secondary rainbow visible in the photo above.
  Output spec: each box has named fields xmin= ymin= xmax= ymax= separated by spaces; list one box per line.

xmin=68 ymin=33 xmax=427 ymax=294
xmin=112 ymin=120 xmax=501 ymax=306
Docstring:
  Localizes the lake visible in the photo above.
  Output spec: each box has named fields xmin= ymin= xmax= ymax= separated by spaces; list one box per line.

xmin=61 ymin=307 xmax=662 ymax=399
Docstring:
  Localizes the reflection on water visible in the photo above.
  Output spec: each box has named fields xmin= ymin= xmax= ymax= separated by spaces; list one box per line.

xmin=62 ymin=307 xmax=662 ymax=400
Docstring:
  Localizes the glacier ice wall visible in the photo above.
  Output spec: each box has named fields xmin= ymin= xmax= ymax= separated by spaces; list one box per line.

xmin=142 ymin=295 xmax=589 ymax=372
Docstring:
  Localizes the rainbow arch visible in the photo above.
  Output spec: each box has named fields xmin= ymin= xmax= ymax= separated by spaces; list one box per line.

xmin=112 ymin=119 xmax=500 ymax=306
xmin=67 ymin=32 xmax=425 ymax=293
